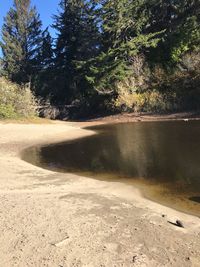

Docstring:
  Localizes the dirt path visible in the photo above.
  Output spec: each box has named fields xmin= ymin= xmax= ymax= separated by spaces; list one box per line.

xmin=0 ymin=121 xmax=199 ymax=267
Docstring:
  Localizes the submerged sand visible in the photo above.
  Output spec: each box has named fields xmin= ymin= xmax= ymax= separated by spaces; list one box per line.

xmin=0 ymin=121 xmax=199 ymax=267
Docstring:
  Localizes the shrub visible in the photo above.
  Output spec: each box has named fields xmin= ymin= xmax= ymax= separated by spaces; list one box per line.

xmin=0 ymin=104 xmax=16 ymax=119
xmin=114 ymin=51 xmax=200 ymax=113
xmin=114 ymin=71 xmax=178 ymax=113
xmin=115 ymin=86 xmax=177 ymax=113
xmin=0 ymin=77 xmax=38 ymax=119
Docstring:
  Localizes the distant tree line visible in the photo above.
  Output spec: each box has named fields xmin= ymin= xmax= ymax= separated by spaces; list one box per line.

xmin=1 ymin=0 xmax=200 ymax=118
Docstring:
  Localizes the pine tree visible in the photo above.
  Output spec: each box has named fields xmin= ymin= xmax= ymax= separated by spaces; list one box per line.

xmin=52 ymin=0 xmax=99 ymax=103
xmin=87 ymin=0 xmax=162 ymax=95
xmin=0 ymin=0 xmax=42 ymax=84
xmin=38 ymin=28 xmax=54 ymax=68
xmin=148 ymin=0 xmax=200 ymax=63
xmin=33 ymin=28 xmax=54 ymax=98
xmin=169 ymin=0 xmax=200 ymax=62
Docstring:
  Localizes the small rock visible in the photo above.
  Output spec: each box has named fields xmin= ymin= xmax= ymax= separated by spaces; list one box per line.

xmin=176 ymin=220 xmax=184 ymax=228
xmin=167 ymin=220 xmax=184 ymax=228
xmin=132 ymin=256 xmax=137 ymax=262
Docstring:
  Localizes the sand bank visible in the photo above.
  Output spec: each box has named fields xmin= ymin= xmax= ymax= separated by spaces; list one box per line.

xmin=0 ymin=121 xmax=199 ymax=267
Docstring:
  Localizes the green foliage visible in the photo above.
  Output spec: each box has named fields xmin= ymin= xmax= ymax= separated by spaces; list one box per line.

xmin=114 ymin=49 xmax=200 ymax=113
xmin=0 ymin=78 xmax=38 ymax=119
xmin=148 ymin=0 xmax=200 ymax=64
xmin=1 ymin=0 xmax=200 ymax=115
xmin=38 ymin=28 xmax=54 ymax=68
xmin=114 ymin=78 xmax=177 ymax=113
xmin=52 ymin=0 xmax=100 ymax=103
xmin=32 ymin=27 xmax=54 ymax=100
xmin=0 ymin=0 xmax=42 ymax=84
xmin=87 ymin=0 xmax=162 ymax=95
xmin=171 ymin=16 xmax=200 ymax=62
xmin=0 ymin=104 xmax=16 ymax=119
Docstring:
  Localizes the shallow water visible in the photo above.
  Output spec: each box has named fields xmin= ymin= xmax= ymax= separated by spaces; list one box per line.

xmin=22 ymin=121 xmax=200 ymax=216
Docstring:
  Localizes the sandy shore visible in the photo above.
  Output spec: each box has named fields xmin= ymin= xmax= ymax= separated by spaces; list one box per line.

xmin=0 ymin=121 xmax=199 ymax=267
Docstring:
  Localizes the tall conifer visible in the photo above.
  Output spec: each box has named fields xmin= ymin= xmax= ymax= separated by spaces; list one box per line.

xmin=87 ymin=0 xmax=162 ymax=94
xmin=53 ymin=0 xmax=99 ymax=103
xmin=1 ymin=0 xmax=42 ymax=84
xmin=38 ymin=28 xmax=54 ymax=68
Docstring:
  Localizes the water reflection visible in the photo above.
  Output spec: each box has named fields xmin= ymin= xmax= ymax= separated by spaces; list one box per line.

xmin=22 ymin=121 xmax=200 ymax=215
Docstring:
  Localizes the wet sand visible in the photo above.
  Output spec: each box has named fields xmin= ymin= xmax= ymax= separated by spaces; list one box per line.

xmin=0 ymin=120 xmax=200 ymax=266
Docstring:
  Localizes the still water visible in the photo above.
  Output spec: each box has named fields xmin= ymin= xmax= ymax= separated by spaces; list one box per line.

xmin=22 ymin=121 xmax=200 ymax=216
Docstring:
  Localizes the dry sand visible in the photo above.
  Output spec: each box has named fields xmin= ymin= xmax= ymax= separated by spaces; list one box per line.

xmin=0 ymin=121 xmax=199 ymax=267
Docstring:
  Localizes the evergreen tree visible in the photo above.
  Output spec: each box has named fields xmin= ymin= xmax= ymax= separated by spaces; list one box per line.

xmin=169 ymin=0 xmax=200 ymax=63
xmin=38 ymin=27 xmax=54 ymax=68
xmin=52 ymin=0 xmax=99 ymax=103
xmin=0 ymin=0 xmax=42 ymax=84
xmin=87 ymin=0 xmax=162 ymax=95
xmin=148 ymin=0 xmax=200 ymax=63
xmin=33 ymin=28 xmax=54 ymax=98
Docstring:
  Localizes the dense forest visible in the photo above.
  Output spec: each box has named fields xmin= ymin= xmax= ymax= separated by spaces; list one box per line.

xmin=0 ymin=0 xmax=200 ymax=119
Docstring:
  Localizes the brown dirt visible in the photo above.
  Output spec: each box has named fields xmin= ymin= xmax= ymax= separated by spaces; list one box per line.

xmin=75 ymin=111 xmax=200 ymax=127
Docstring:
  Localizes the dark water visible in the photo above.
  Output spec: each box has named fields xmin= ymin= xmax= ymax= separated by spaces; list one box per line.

xmin=22 ymin=121 xmax=200 ymax=216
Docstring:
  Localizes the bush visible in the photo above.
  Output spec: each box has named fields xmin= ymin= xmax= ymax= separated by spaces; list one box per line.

xmin=0 ymin=77 xmax=38 ymax=119
xmin=0 ymin=104 xmax=16 ymax=119
xmin=115 ymin=86 xmax=177 ymax=113
xmin=114 ymin=51 xmax=200 ymax=113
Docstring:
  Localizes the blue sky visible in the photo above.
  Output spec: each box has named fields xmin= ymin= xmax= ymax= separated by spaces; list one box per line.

xmin=0 ymin=0 xmax=60 ymax=56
